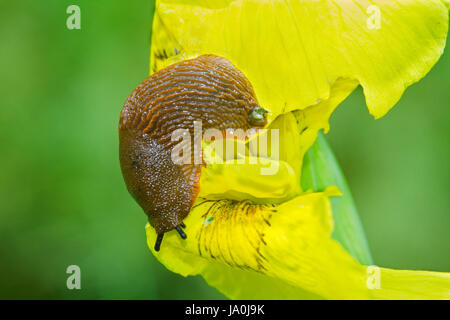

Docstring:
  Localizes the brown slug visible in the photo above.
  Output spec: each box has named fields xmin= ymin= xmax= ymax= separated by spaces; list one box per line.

xmin=119 ymin=54 xmax=267 ymax=251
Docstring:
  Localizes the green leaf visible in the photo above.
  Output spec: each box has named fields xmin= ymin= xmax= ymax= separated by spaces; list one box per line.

xmin=301 ymin=131 xmax=373 ymax=265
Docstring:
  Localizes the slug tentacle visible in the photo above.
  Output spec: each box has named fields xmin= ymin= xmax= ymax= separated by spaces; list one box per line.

xmin=119 ymin=54 xmax=267 ymax=250
xmin=154 ymin=234 xmax=164 ymax=252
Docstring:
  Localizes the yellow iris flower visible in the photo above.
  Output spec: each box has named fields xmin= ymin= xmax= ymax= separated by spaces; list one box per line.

xmin=145 ymin=0 xmax=450 ymax=299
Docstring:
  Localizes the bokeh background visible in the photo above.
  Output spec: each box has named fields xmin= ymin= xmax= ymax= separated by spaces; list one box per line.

xmin=0 ymin=1 xmax=448 ymax=299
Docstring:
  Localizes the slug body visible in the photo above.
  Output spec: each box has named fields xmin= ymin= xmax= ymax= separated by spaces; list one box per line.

xmin=119 ymin=55 xmax=266 ymax=250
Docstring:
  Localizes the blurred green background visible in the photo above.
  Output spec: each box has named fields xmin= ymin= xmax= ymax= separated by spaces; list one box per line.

xmin=0 ymin=1 xmax=448 ymax=299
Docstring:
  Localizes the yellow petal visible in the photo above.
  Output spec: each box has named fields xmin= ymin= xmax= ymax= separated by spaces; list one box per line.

xmin=444 ymin=0 xmax=450 ymax=10
xmin=146 ymin=187 xmax=450 ymax=299
xmin=151 ymin=0 xmax=449 ymax=120
xmin=199 ymin=145 xmax=301 ymax=203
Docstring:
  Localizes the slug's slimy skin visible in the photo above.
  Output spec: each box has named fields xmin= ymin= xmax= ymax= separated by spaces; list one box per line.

xmin=119 ymin=54 xmax=267 ymax=251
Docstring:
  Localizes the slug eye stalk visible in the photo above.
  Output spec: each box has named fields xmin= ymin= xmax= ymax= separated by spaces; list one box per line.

xmin=154 ymin=224 xmax=187 ymax=252
xmin=154 ymin=234 xmax=164 ymax=252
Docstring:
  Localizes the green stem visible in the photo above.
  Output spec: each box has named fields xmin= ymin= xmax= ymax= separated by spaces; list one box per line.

xmin=301 ymin=131 xmax=373 ymax=265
